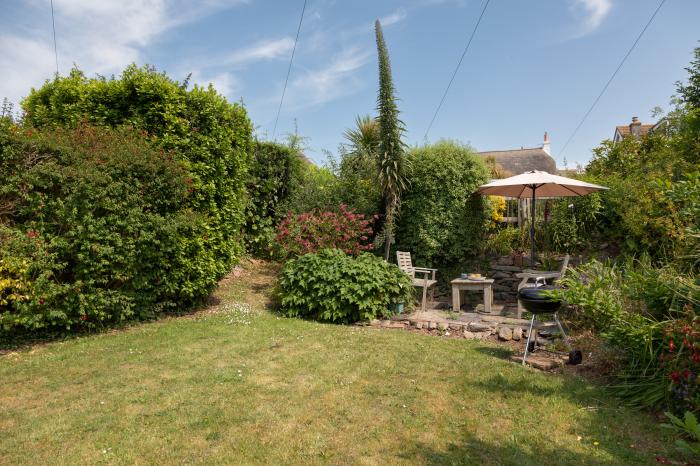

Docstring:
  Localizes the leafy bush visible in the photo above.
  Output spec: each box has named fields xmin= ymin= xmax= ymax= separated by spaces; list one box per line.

xmin=277 ymin=249 xmax=414 ymax=323
xmin=245 ymin=141 xmax=305 ymax=256
xmin=550 ymin=258 xmax=700 ymax=412
xmin=0 ymin=124 xmax=207 ymax=333
xmin=274 ymin=206 xmax=375 ymax=259
xmin=22 ymin=65 xmax=253 ymax=280
xmin=282 ymin=163 xmax=341 ymax=214
xmin=663 ymin=411 xmax=700 ymax=460
xmin=395 ymin=140 xmax=490 ymax=268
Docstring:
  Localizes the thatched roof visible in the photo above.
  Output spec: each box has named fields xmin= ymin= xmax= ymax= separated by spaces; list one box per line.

xmin=477 ymin=147 xmax=556 ymax=175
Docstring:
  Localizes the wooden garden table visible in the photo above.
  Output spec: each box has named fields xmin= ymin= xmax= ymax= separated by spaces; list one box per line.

xmin=451 ymin=278 xmax=494 ymax=314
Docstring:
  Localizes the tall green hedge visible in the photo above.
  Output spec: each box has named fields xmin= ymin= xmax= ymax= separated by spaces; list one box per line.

xmin=395 ymin=140 xmax=490 ymax=268
xmin=244 ymin=141 xmax=305 ymax=256
xmin=0 ymin=123 xmax=206 ymax=332
xmin=22 ymin=65 xmax=253 ymax=279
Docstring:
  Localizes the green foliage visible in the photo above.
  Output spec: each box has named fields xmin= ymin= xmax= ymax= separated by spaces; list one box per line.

xmin=677 ymin=46 xmax=700 ymax=109
xmin=375 ymin=20 xmax=408 ymax=260
xmin=663 ymin=411 xmax=700 ymax=460
xmin=395 ymin=140 xmax=490 ymax=268
xmin=245 ymin=141 xmax=304 ymax=257
xmin=282 ymin=163 xmax=340 ymax=214
xmin=548 ymin=258 xmax=700 ymax=411
xmin=545 ymin=193 xmax=603 ymax=253
xmin=22 ymin=64 xmax=253 ymax=279
xmin=484 ymin=227 xmax=522 ymax=257
xmin=0 ymin=124 xmax=208 ymax=333
xmin=277 ymin=249 xmax=414 ymax=323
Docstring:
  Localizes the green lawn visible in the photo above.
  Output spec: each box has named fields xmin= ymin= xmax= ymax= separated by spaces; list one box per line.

xmin=0 ymin=261 xmax=673 ymax=465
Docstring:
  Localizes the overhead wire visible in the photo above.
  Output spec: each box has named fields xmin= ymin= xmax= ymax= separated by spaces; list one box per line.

xmin=272 ymin=0 xmax=307 ymax=140
xmin=424 ymin=0 xmax=491 ymax=140
xmin=557 ymin=0 xmax=667 ymax=161
xmin=50 ymin=0 xmax=58 ymax=74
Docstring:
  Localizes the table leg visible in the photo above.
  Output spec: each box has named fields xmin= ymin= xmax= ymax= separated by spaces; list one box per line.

xmin=452 ymin=285 xmax=460 ymax=312
xmin=484 ymin=284 xmax=492 ymax=314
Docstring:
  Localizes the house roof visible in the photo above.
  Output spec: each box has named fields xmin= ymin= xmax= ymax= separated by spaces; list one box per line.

xmin=614 ymin=124 xmax=655 ymax=139
xmin=477 ymin=147 xmax=556 ymax=175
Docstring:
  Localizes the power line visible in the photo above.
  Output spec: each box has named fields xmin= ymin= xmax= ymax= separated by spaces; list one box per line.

xmin=272 ymin=0 xmax=307 ymax=140
xmin=557 ymin=0 xmax=666 ymax=161
xmin=424 ymin=0 xmax=490 ymax=140
xmin=50 ymin=0 xmax=58 ymax=74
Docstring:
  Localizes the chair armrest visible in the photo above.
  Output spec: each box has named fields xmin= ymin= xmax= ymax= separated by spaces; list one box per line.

xmin=413 ymin=267 xmax=437 ymax=280
xmin=516 ymin=271 xmax=560 ymax=279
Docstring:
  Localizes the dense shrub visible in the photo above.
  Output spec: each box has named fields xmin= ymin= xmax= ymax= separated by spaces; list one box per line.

xmin=395 ymin=140 xmax=490 ymax=268
xmin=277 ymin=249 xmax=414 ymax=323
xmin=0 ymin=124 xmax=206 ymax=333
xmin=282 ymin=163 xmax=340 ymax=214
xmin=550 ymin=259 xmax=700 ymax=412
xmin=22 ymin=65 xmax=252 ymax=280
xmin=274 ymin=205 xmax=375 ymax=259
xmin=245 ymin=141 xmax=305 ymax=256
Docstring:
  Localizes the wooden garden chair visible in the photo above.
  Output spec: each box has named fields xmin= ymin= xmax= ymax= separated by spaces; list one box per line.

xmin=515 ymin=254 xmax=570 ymax=318
xmin=396 ymin=251 xmax=438 ymax=312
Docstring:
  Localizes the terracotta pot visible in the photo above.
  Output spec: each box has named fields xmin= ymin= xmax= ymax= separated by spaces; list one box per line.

xmin=512 ymin=253 xmax=524 ymax=267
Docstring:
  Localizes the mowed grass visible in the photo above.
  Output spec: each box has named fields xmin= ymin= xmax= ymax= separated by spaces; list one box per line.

xmin=0 ymin=261 xmax=673 ymax=465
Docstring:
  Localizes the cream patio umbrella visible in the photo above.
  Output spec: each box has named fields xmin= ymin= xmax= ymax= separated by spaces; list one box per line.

xmin=475 ymin=170 xmax=607 ymax=267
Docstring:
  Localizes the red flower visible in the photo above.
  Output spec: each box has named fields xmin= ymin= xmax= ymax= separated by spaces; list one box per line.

xmin=669 ymin=339 xmax=675 ymax=352
xmin=26 ymin=230 xmax=39 ymax=238
xmin=670 ymin=371 xmax=680 ymax=383
xmin=693 ymin=351 xmax=699 ymax=364
xmin=683 ymin=369 xmax=691 ymax=379
xmin=81 ymin=314 xmax=87 ymax=321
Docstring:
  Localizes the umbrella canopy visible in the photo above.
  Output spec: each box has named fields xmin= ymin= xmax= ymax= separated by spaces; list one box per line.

xmin=475 ymin=170 xmax=607 ymax=267
xmin=475 ymin=170 xmax=608 ymax=198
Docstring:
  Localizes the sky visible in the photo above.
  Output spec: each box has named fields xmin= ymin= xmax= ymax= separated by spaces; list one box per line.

xmin=1 ymin=0 xmax=698 ymax=168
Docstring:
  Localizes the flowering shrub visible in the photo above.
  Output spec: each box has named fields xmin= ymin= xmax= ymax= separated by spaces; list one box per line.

xmin=661 ymin=311 xmax=700 ymax=414
xmin=277 ymin=249 xmax=414 ymax=323
xmin=274 ymin=205 xmax=375 ymax=259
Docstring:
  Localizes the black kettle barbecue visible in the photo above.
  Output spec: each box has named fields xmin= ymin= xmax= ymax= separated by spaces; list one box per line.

xmin=517 ymin=281 xmax=582 ymax=366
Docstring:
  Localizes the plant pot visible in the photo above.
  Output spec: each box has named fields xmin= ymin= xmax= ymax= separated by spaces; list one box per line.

xmin=512 ymin=253 xmax=524 ymax=267
xmin=389 ymin=302 xmax=405 ymax=314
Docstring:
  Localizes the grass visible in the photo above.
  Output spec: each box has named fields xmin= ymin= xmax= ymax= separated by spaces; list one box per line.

xmin=0 ymin=260 xmax=675 ymax=465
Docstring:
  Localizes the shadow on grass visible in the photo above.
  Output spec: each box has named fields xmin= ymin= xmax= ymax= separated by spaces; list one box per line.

xmin=402 ymin=434 xmax=619 ymax=466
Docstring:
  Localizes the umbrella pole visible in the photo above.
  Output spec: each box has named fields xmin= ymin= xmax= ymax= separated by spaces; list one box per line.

xmin=530 ymin=186 xmax=536 ymax=268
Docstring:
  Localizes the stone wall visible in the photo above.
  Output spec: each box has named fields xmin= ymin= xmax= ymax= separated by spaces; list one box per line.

xmin=486 ymin=254 xmax=576 ymax=303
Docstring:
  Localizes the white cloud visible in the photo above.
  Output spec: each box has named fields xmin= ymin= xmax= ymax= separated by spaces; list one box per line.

xmin=378 ymin=8 xmax=407 ymax=27
xmin=219 ymin=38 xmax=295 ymax=66
xmin=280 ymin=47 xmax=372 ymax=111
xmin=0 ymin=0 xmax=248 ymax=107
xmin=571 ymin=0 xmax=613 ymax=34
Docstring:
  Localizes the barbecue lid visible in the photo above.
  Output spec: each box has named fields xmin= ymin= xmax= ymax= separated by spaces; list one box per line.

xmin=518 ymin=285 xmax=558 ymax=301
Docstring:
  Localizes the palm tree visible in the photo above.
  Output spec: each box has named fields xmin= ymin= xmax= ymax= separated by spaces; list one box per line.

xmin=375 ymin=19 xmax=407 ymax=261
xmin=342 ymin=114 xmax=380 ymax=159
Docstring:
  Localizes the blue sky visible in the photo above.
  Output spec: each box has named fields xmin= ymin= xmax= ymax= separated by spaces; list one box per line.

xmin=1 ymin=0 xmax=698 ymax=167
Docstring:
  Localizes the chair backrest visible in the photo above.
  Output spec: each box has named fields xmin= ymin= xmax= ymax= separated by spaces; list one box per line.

xmin=396 ymin=251 xmax=414 ymax=277
xmin=559 ymin=254 xmax=570 ymax=277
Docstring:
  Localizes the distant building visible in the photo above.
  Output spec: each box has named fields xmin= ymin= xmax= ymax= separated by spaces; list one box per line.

xmin=477 ymin=133 xmax=557 ymax=226
xmin=477 ymin=132 xmax=556 ymax=175
xmin=613 ymin=116 xmax=668 ymax=144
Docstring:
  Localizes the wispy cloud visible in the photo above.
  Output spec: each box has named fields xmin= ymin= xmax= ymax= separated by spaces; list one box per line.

xmin=0 ymin=0 xmax=248 ymax=106
xmin=219 ymin=38 xmax=295 ymax=66
xmin=378 ymin=8 xmax=407 ymax=27
xmin=279 ymin=47 xmax=372 ymax=111
xmin=571 ymin=0 xmax=613 ymax=35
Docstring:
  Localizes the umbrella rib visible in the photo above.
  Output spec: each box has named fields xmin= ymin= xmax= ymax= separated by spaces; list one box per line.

xmin=560 ymin=184 xmax=586 ymax=197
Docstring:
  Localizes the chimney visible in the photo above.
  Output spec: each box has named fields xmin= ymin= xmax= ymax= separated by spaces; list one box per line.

xmin=629 ymin=116 xmax=642 ymax=137
xmin=542 ymin=131 xmax=551 ymax=155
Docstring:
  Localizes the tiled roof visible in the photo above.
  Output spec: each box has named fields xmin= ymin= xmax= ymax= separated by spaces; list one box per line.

xmin=477 ymin=147 xmax=556 ymax=175
xmin=615 ymin=124 xmax=655 ymax=138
